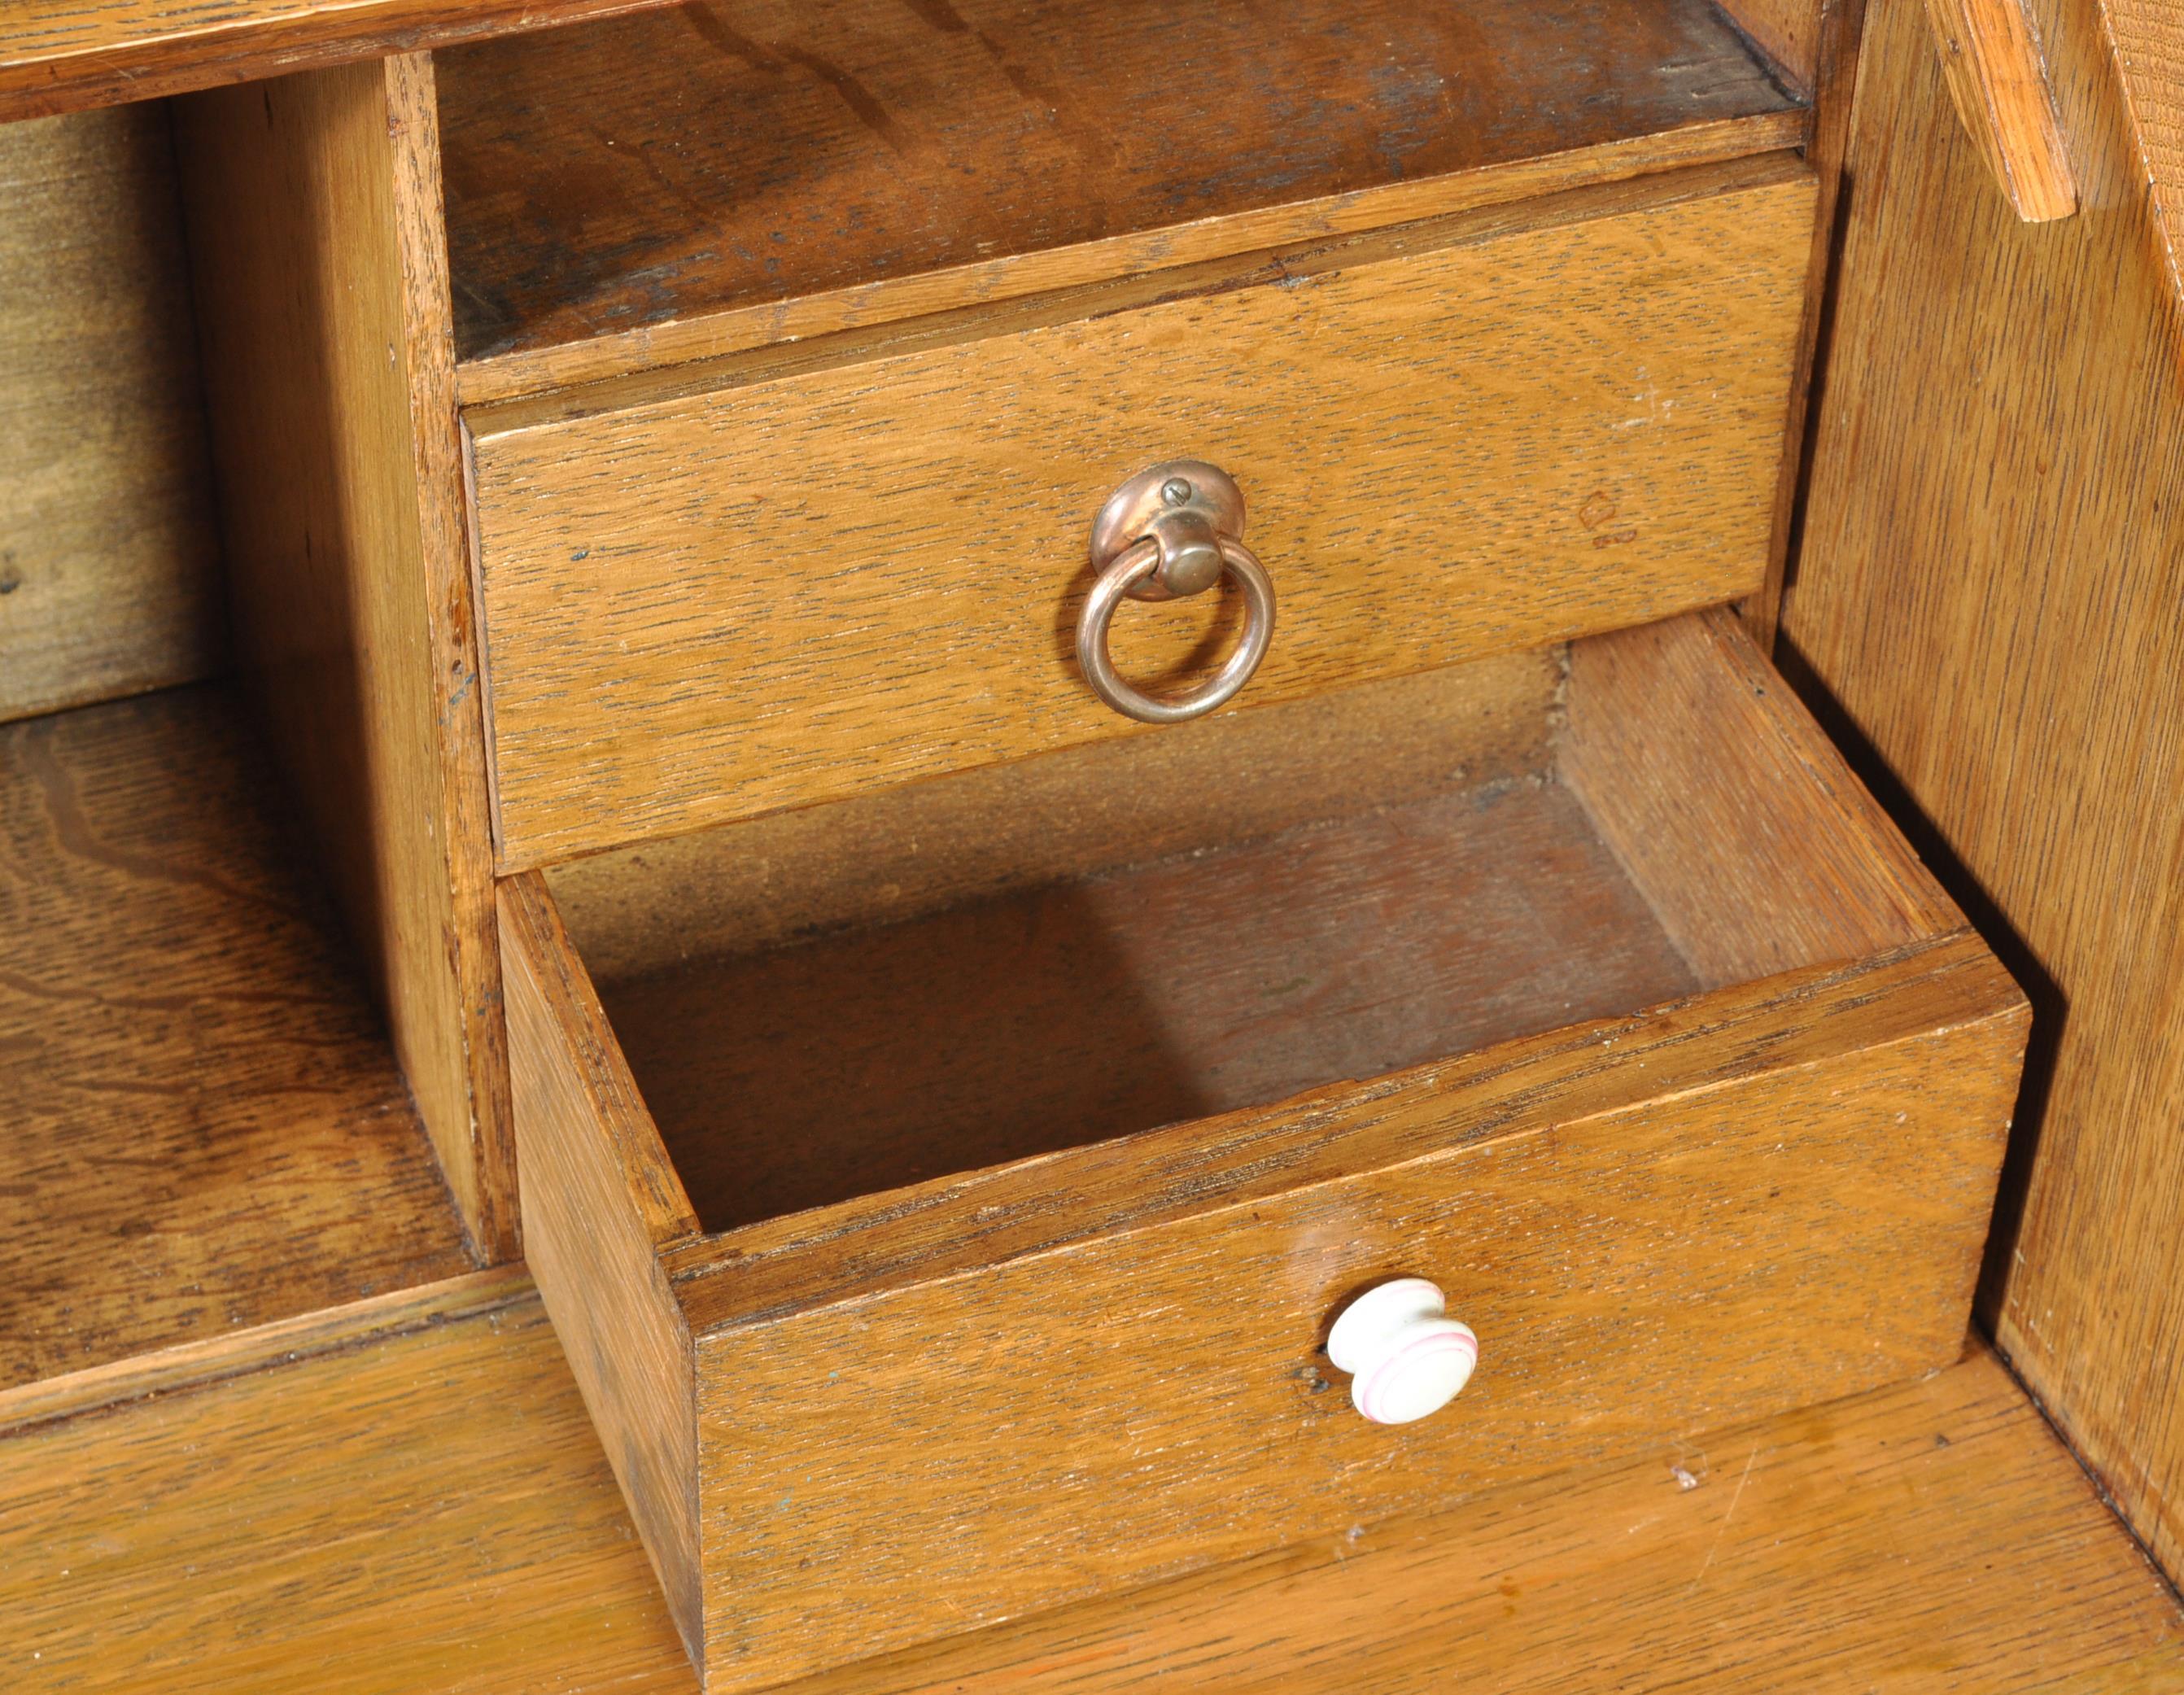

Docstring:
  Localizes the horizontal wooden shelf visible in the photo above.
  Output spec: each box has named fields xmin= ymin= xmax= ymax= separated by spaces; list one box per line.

xmin=435 ymin=0 xmax=1809 ymax=397
xmin=0 ymin=686 xmax=473 ymax=1390
xmin=2 ymin=1288 xmax=2175 ymax=1692
xmin=0 ymin=0 xmax=676 ymax=125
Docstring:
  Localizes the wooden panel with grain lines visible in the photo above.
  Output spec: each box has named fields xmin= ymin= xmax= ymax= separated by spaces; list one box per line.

xmin=435 ymin=0 xmax=1806 ymax=393
xmin=663 ymin=932 xmax=2021 ymax=1689
xmin=1561 ymin=609 xmax=1958 ymax=985
xmin=174 ymin=58 xmax=513 ymax=1256
xmin=3 ymin=1295 xmax=2178 ymax=1693
xmin=548 ymin=648 xmax=1562 ymax=978
xmin=500 ymin=876 xmax=705 ymax=1666
xmin=0 ymin=688 xmax=471 ymax=1391
xmin=508 ymin=615 xmax=2025 ymax=1687
xmin=0 ymin=103 xmax=221 ymax=723
xmin=471 ymin=159 xmax=1815 ymax=868
xmin=1784 ymin=0 xmax=2184 ymax=1587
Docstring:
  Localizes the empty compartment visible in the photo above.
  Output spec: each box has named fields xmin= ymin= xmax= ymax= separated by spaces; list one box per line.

xmin=544 ymin=612 xmax=1963 ymax=1236
xmin=0 ymin=689 xmax=473 ymax=1391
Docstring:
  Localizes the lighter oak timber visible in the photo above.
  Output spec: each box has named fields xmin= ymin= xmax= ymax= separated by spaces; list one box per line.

xmin=1785 ymin=0 xmax=2184 ymax=1587
xmin=470 ymin=160 xmax=1813 ymax=867
xmin=175 ymin=56 xmax=513 ymax=1256
xmin=1919 ymin=0 xmax=2079 ymax=218
xmin=1 ymin=1299 xmax=2177 ymax=1694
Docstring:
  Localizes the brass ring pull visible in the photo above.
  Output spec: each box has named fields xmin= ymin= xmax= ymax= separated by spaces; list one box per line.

xmin=1076 ymin=461 xmax=1278 ymax=725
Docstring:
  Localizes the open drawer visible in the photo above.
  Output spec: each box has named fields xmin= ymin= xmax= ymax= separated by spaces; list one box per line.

xmin=498 ymin=610 xmax=2025 ymax=1692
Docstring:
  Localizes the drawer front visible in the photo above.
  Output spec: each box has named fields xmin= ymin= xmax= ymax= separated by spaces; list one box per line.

xmin=673 ymin=938 xmax=2023 ymax=1689
xmin=469 ymin=158 xmax=1814 ymax=868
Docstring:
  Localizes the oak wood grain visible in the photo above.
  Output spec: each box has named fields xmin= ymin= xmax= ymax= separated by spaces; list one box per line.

xmin=1920 ymin=0 xmax=2078 ymax=218
xmin=795 ymin=1348 xmax=2184 ymax=1695
xmin=1719 ymin=0 xmax=1827 ymax=90
xmin=5 ymin=1293 xmax=2177 ymax=1694
xmin=471 ymin=159 xmax=1815 ymax=868
xmin=435 ymin=0 xmax=1802 ymax=377
xmin=175 ymin=58 xmax=513 ymax=1256
xmin=1740 ymin=0 xmax=1871 ymax=646
xmin=667 ymin=933 xmax=2021 ymax=1689
xmin=0 ymin=687 xmax=471 ymax=1391
xmin=0 ymin=0 xmax=680 ymax=125
xmin=0 ymin=103 xmax=221 ymax=723
xmin=549 ymin=647 xmax=1561 ymax=978
xmin=508 ymin=616 xmax=2025 ymax=1685
xmin=1784 ymin=0 xmax=2184 ymax=1587
xmin=500 ymin=873 xmax=704 ymax=1667
xmin=605 ymin=776 xmax=1698 ymax=1234
xmin=1561 ymin=608 xmax=1957 ymax=985
xmin=452 ymin=111 xmax=1811 ymax=408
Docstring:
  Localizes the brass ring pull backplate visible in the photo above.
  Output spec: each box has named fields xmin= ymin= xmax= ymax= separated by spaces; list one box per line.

xmin=1077 ymin=461 xmax=1277 ymax=724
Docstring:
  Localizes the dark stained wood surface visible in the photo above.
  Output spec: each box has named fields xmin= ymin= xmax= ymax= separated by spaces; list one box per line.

xmin=435 ymin=0 xmax=1804 ymax=365
xmin=0 ymin=688 xmax=472 ymax=1389
xmin=598 ymin=775 xmax=1698 ymax=1232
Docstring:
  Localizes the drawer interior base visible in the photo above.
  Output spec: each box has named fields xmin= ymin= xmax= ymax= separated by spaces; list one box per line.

xmin=600 ymin=773 xmax=1694 ymax=1233
xmin=545 ymin=611 xmax=1956 ymax=1238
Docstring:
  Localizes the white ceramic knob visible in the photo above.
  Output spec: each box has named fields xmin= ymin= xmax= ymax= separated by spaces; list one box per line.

xmin=1326 ymin=1278 xmax=1477 ymax=1426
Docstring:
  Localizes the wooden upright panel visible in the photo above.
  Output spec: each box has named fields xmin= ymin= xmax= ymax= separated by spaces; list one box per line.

xmin=1786 ymin=0 xmax=2184 ymax=1583
xmin=175 ymin=59 xmax=512 ymax=1256
xmin=0 ymin=104 xmax=221 ymax=723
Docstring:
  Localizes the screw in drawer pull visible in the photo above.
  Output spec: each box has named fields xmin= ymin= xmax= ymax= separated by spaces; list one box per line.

xmin=1326 ymin=1278 xmax=1478 ymax=1426
xmin=1077 ymin=460 xmax=1275 ymax=724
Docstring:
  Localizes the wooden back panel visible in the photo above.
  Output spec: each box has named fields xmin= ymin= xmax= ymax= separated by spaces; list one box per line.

xmin=1785 ymin=0 xmax=2184 ymax=1586
xmin=0 ymin=104 xmax=221 ymax=723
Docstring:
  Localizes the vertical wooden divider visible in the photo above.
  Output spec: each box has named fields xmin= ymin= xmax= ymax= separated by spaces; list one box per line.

xmin=175 ymin=55 xmax=513 ymax=1258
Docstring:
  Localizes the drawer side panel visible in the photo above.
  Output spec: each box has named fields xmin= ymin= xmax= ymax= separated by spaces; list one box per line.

xmin=497 ymin=875 xmax=704 ymax=1671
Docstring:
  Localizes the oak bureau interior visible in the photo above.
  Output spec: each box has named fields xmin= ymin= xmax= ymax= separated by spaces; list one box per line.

xmin=1 ymin=0 xmax=2094 ymax=1686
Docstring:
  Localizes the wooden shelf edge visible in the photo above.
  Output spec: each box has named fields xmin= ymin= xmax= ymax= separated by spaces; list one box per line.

xmin=0 ymin=0 xmax=682 ymax=125
xmin=6 ymin=1310 xmax=2178 ymax=1692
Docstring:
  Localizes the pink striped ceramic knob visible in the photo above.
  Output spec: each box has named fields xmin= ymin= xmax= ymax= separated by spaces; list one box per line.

xmin=1326 ymin=1278 xmax=1478 ymax=1426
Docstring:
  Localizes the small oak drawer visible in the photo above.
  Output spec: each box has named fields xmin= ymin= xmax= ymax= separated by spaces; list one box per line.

xmin=466 ymin=156 xmax=1814 ymax=871
xmin=497 ymin=611 xmax=2025 ymax=1693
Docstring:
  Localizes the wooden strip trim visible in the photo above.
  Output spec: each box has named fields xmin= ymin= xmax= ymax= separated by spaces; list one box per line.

xmin=1920 ymin=0 xmax=2079 ymax=219
xmin=0 ymin=1265 xmax=533 ymax=1434
xmin=454 ymin=107 xmax=1812 ymax=407
xmin=0 ymin=0 xmax=681 ymax=125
